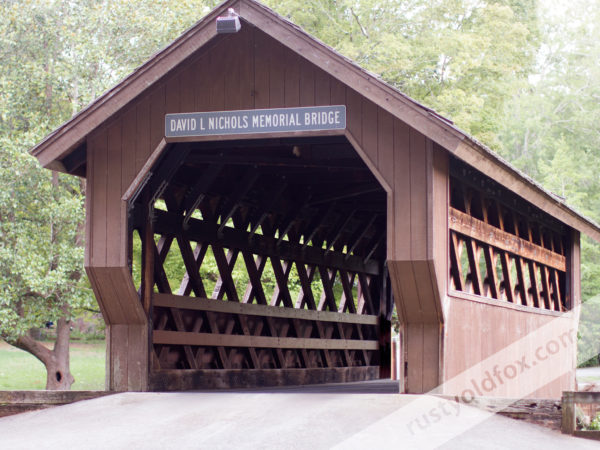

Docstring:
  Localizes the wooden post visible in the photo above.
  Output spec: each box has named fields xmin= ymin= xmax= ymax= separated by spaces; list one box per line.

xmin=140 ymin=193 xmax=155 ymax=376
xmin=561 ymin=392 xmax=576 ymax=434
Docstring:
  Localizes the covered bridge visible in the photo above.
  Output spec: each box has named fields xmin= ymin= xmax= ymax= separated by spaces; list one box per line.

xmin=31 ymin=0 xmax=600 ymax=397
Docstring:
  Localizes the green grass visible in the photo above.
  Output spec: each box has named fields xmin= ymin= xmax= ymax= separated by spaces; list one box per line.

xmin=0 ymin=341 xmax=105 ymax=390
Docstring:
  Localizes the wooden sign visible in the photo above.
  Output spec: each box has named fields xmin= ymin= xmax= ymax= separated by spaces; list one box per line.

xmin=165 ymin=105 xmax=346 ymax=138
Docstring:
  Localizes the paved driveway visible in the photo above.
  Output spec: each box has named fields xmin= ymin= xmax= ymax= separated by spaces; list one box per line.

xmin=0 ymin=382 xmax=596 ymax=449
xmin=578 ymin=367 xmax=600 ymax=379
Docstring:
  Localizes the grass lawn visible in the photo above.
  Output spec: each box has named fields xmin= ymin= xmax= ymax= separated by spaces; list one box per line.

xmin=0 ymin=340 xmax=105 ymax=390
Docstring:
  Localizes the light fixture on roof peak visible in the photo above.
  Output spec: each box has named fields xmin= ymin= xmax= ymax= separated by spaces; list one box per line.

xmin=216 ymin=8 xmax=241 ymax=34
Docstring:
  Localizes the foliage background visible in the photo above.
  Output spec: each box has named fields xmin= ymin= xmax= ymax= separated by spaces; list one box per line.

xmin=0 ymin=0 xmax=599 ymax=363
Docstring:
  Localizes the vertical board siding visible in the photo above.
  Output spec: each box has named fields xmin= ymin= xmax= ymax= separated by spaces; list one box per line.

xmin=85 ymin=24 xmax=583 ymax=397
xmin=299 ymin=59 xmax=315 ymax=107
xmin=239 ymin=26 xmax=255 ymax=110
xmin=409 ymin=128 xmax=427 ymax=261
xmin=193 ymin=54 xmax=211 ymax=112
xmin=268 ymin=39 xmax=285 ymax=108
xmin=345 ymin=88 xmax=362 ymax=145
xmin=110 ymin=324 xmax=129 ymax=391
xmin=179 ymin=64 xmax=196 ymax=113
xmin=84 ymin=137 xmax=95 ymax=268
xmin=378 ymin=109 xmax=395 ymax=258
xmin=85 ymin=26 xmax=448 ymax=394
xmin=106 ymin=120 xmax=123 ymax=268
xmin=89 ymin=129 xmax=108 ymax=267
xmin=208 ymin=41 xmax=226 ymax=111
xmin=377 ymin=108 xmax=395 ymax=186
xmin=121 ymin=107 xmax=138 ymax=199
xmin=361 ymin=99 xmax=378 ymax=172
xmin=422 ymin=323 xmax=441 ymax=390
xmin=253 ymin=29 xmax=270 ymax=109
xmin=135 ymin=96 xmax=151 ymax=175
xmin=393 ymin=119 xmax=411 ymax=260
xmin=432 ymin=145 xmax=449 ymax=304
xmin=314 ymin=68 xmax=330 ymax=106
xmin=406 ymin=322 xmax=424 ymax=393
xmin=223 ymin=34 xmax=242 ymax=111
xmin=80 ymin=22 xmax=577 ymax=397
xmin=284 ymin=52 xmax=300 ymax=107
xmin=149 ymin=84 xmax=166 ymax=163
xmin=165 ymin=73 xmax=181 ymax=114
xmin=127 ymin=324 xmax=148 ymax=391
xmin=444 ymin=296 xmax=577 ymax=398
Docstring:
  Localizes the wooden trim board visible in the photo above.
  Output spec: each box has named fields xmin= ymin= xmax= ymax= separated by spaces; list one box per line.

xmin=153 ymin=329 xmax=379 ymax=350
xmin=154 ymin=293 xmax=378 ymax=325
xmin=449 ymin=207 xmax=566 ymax=271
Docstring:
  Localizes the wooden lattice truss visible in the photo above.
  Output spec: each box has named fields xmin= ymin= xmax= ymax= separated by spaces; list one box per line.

xmin=449 ymin=158 xmax=569 ymax=311
xmin=128 ymin=136 xmax=391 ymax=378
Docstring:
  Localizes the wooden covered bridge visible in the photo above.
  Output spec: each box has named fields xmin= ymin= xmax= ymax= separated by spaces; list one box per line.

xmin=31 ymin=0 xmax=600 ymax=397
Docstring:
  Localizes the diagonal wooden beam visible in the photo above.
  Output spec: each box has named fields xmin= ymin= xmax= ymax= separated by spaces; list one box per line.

xmin=357 ymin=274 xmax=375 ymax=315
xmin=150 ymin=252 xmax=198 ymax=370
xmin=302 ymin=204 xmax=336 ymax=250
xmin=242 ymin=253 xmax=268 ymax=304
xmin=465 ymin=238 xmax=483 ymax=296
xmin=325 ymin=210 xmax=356 ymax=254
xmin=338 ymin=270 xmax=357 ymax=314
xmin=217 ymin=171 xmax=259 ymax=236
xmin=295 ymin=263 xmax=317 ymax=310
xmin=549 ymin=268 xmax=564 ymax=311
xmin=270 ymin=259 xmax=293 ymax=307
xmin=528 ymin=261 xmax=541 ymax=308
xmin=179 ymin=243 xmax=209 ymax=296
xmin=318 ymin=267 xmax=339 ymax=312
xmin=147 ymin=146 xmax=191 ymax=206
xmin=248 ymin=182 xmax=287 ymax=242
xmin=499 ymin=252 xmax=514 ymax=303
xmin=345 ymin=215 xmax=377 ymax=259
xmin=308 ymin=184 xmax=382 ymax=207
xmin=540 ymin=265 xmax=552 ymax=310
xmin=513 ymin=255 xmax=529 ymax=306
xmin=176 ymin=234 xmax=207 ymax=298
xmin=182 ymin=163 xmax=224 ymax=227
xmin=449 ymin=231 xmax=464 ymax=291
xmin=363 ymin=234 xmax=384 ymax=262
xmin=153 ymin=210 xmax=381 ymax=275
xmin=211 ymin=245 xmax=240 ymax=301
xmin=482 ymin=245 xmax=499 ymax=299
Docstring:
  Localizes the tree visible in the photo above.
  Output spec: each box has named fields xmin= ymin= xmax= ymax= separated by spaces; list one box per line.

xmin=0 ymin=0 xmax=219 ymax=389
xmin=266 ymin=0 xmax=539 ymax=149
xmin=498 ymin=0 xmax=600 ymax=302
xmin=0 ymin=0 xmax=92 ymax=390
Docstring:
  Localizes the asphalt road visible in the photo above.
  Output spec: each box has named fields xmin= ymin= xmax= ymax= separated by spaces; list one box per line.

xmin=0 ymin=381 xmax=597 ymax=450
xmin=578 ymin=366 xmax=600 ymax=379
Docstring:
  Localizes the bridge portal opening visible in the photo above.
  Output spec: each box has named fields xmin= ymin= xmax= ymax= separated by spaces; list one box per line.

xmin=127 ymin=135 xmax=392 ymax=390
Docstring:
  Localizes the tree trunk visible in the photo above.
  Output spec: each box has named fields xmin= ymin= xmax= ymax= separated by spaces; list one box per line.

xmin=14 ymin=316 xmax=74 ymax=390
xmin=46 ymin=317 xmax=75 ymax=390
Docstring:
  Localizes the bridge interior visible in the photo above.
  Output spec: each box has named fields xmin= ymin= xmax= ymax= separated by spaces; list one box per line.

xmin=127 ymin=135 xmax=392 ymax=389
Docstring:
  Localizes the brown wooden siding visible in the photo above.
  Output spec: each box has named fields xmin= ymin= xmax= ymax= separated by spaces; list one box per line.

xmin=83 ymin=22 xmax=580 ymax=395
xmin=85 ymin=25 xmax=444 ymax=276
xmin=443 ymin=294 xmax=577 ymax=398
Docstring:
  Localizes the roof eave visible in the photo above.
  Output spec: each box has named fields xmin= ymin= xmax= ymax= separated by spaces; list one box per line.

xmin=28 ymin=0 xmax=600 ymax=243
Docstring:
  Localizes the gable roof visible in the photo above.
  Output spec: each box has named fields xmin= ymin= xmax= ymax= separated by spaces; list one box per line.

xmin=29 ymin=0 xmax=600 ymax=242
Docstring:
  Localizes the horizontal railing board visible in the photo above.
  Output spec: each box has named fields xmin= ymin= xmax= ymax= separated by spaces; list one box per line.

xmin=153 ymin=330 xmax=379 ymax=351
xmin=449 ymin=207 xmax=566 ymax=272
xmin=153 ymin=293 xmax=379 ymax=325
xmin=0 ymin=391 xmax=110 ymax=404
